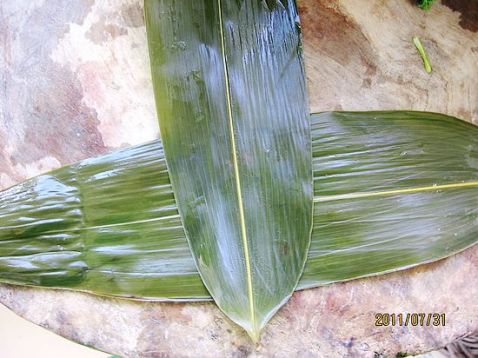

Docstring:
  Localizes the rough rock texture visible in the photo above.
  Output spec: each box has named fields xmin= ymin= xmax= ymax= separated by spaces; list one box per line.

xmin=301 ymin=1 xmax=478 ymax=123
xmin=0 ymin=0 xmax=477 ymax=357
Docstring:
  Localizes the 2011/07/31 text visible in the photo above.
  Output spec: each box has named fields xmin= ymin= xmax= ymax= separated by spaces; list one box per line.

xmin=375 ymin=313 xmax=445 ymax=327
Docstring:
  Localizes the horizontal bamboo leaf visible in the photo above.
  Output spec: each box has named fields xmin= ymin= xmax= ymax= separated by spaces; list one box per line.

xmin=145 ymin=0 xmax=312 ymax=339
xmin=301 ymin=111 xmax=478 ymax=287
xmin=0 ymin=143 xmax=208 ymax=299
xmin=2 ymin=111 xmax=478 ymax=303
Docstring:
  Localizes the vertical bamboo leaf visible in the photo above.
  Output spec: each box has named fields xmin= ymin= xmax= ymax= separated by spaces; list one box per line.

xmin=144 ymin=0 xmax=312 ymax=339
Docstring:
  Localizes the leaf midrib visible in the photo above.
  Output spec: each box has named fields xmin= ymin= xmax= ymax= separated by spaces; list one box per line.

xmin=217 ymin=0 xmax=256 ymax=334
xmin=314 ymin=181 xmax=478 ymax=203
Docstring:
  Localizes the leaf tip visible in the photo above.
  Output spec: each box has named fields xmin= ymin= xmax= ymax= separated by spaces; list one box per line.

xmin=246 ymin=327 xmax=262 ymax=343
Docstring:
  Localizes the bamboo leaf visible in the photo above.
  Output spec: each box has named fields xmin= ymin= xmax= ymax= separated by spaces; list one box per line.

xmin=144 ymin=0 xmax=312 ymax=339
xmin=0 ymin=143 xmax=208 ymax=299
xmin=301 ymin=111 xmax=478 ymax=287
xmin=2 ymin=111 xmax=477 ymax=306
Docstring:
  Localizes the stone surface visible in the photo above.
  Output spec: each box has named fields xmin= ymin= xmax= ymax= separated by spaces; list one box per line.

xmin=300 ymin=0 xmax=478 ymax=123
xmin=0 ymin=0 xmax=477 ymax=356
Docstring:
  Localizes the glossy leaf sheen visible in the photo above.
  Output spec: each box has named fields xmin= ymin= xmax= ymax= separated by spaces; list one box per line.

xmin=144 ymin=0 xmax=312 ymax=338
xmin=303 ymin=111 xmax=478 ymax=287
xmin=2 ymin=112 xmax=478 ymax=304
xmin=0 ymin=144 xmax=207 ymax=299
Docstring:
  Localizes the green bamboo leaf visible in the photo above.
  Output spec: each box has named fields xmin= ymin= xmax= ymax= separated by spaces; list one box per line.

xmin=144 ymin=0 xmax=312 ymax=339
xmin=301 ymin=111 xmax=478 ymax=287
xmin=2 ymin=112 xmax=477 ymax=307
xmin=0 ymin=143 xmax=208 ymax=299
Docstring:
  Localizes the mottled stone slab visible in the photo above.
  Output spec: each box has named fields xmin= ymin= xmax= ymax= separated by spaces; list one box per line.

xmin=0 ymin=0 xmax=477 ymax=356
xmin=301 ymin=0 xmax=478 ymax=123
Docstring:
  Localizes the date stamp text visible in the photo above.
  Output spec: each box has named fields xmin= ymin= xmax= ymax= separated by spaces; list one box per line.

xmin=375 ymin=313 xmax=446 ymax=327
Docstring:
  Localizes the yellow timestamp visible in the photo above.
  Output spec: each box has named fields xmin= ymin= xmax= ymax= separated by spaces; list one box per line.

xmin=375 ymin=313 xmax=445 ymax=327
